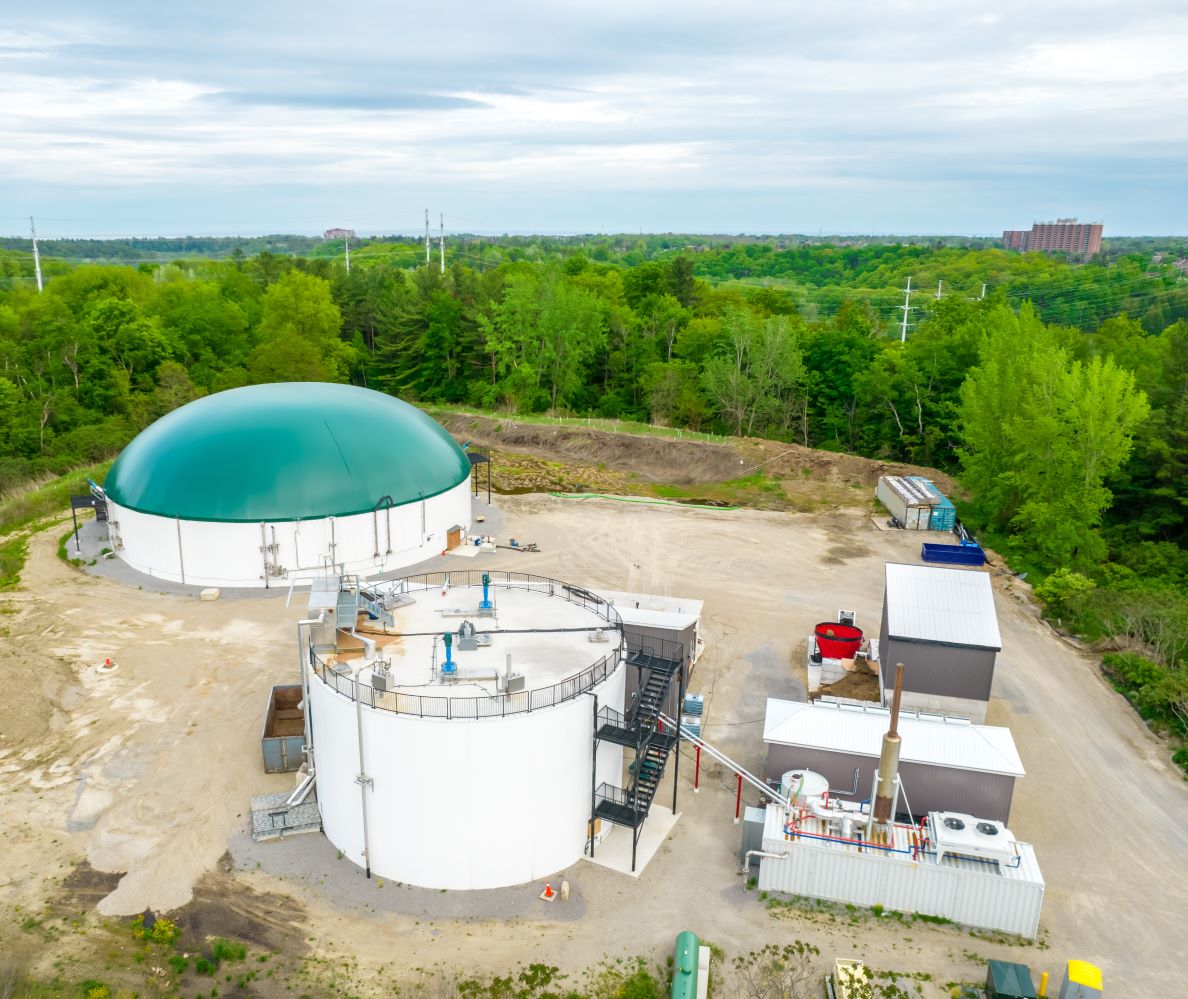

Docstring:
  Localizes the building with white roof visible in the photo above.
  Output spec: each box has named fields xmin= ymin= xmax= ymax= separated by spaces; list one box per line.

xmin=763 ymin=697 xmax=1024 ymax=822
xmin=593 ymin=589 xmax=703 ymax=718
xmin=879 ymin=562 xmax=1002 ymax=722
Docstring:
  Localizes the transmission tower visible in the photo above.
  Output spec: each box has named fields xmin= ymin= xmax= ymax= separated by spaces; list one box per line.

xmin=30 ymin=216 xmax=43 ymax=293
xmin=899 ymin=276 xmax=913 ymax=342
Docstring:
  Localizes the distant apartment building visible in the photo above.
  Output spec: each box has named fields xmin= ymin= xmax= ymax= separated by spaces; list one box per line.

xmin=1002 ymin=218 xmax=1102 ymax=259
xmin=323 ymin=228 xmax=356 ymax=240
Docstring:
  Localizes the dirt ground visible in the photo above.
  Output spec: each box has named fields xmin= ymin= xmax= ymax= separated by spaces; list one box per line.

xmin=1 ymin=493 xmax=1184 ymax=998
xmin=438 ymin=413 xmax=960 ymax=504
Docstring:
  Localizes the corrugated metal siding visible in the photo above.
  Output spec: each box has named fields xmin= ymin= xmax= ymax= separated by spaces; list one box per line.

xmin=877 ymin=476 xmax=937 ymax=530
xmin=765 ymin=744 xmax=1015 ymax=822
xmin=884 ymin=563 xmax=1002 ymax=650
xmin=880 ymin=639 xmax=996 ymax=701
xmin=758 ymin=809 xmax=1043 ymax=938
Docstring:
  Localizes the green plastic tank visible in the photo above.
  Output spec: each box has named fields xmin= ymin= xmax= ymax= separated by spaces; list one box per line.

xmin=671 ymin=931 xmax=700 ymax=999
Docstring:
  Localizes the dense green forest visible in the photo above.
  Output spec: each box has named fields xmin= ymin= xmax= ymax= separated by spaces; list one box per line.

xmin=0 ymin=241 xmax=1184 ymax=766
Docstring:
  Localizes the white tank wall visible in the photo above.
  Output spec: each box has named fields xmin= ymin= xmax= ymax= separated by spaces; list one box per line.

xmin=307 ymin=660 xmax=626 ymax=890
xmin=106 ymin=478 xmax=473 ymax=587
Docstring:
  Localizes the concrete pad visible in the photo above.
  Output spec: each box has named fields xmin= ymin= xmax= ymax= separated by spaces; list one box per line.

xmin=447 ymin=542 xmax=481 ymax=558
xmin=582 ymin=805 xmax=680 ymax=878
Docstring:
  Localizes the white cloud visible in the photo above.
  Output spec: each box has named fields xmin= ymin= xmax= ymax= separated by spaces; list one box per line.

xmin=2 ymin=1 xmax=1186 ymax=233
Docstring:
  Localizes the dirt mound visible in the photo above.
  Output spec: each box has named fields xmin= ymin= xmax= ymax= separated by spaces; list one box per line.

xmin=438 ymin=412 xmax=957 ymax=496
xmin=440 ymin=414 xmax=747 ymax=484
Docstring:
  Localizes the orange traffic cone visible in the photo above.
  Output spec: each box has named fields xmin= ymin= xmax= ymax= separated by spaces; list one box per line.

xmin=540 ymin=881 xmax=555 ymax=901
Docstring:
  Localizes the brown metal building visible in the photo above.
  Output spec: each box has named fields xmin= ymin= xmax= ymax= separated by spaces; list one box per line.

xmin=879 ymin=563 xmax=1002 ymax=720
xmin=763 ymin=698 xmax=1024 ymax=823
xmin=595 ymin=589 xmax=703 ymax=718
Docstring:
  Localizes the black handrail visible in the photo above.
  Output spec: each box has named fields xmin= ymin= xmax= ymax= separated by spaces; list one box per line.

xmin=309 ymin=570 xmax=625 ymax=719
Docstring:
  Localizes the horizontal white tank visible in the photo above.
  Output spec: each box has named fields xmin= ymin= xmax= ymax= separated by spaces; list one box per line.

xmin=106 ymin=478 xmax=472 ymax=588
xmin=306 ymin=574 xmax=627 ymax=889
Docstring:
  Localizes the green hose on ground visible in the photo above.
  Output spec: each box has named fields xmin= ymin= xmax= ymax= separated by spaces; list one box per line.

xmin=547 ymin=492 xmax=739 ymax=511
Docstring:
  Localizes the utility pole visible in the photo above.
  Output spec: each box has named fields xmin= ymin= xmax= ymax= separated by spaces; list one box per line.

xmin=425 ymin=209 xmax=430 ymax=266
xmin=439 ymin=213 xmax=444 ymax=274
xmin=935 ymin=280 xmax=943 ymax=300
xmin=979 ymin=282 xmax=987 ymax=300
xmin=29 ymin=216 xmax=43 ymax=293
xmin=344 ymin=232 xmax=351 ymax=275
xmin=899 ymin=276 xmax=913 ymax=342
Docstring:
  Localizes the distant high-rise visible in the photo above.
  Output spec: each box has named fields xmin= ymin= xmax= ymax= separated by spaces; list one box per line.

xmin=1002 ymin=219 xmax=1102 ymax=259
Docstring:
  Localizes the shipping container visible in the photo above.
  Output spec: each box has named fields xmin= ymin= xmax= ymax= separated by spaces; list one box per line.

xmin=757 ymin=806 xmax=1044 ymax=938
xmin=876 ymin=476 xmax=936 ymax=530
xmin=911 ymin=477 xmax=957 ymax=532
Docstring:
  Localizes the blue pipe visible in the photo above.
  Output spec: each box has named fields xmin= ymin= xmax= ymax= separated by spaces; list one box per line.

xmin=480 ymin=572 xmax=493 ymax=610
xmin=442 ymin=632 xmax=455 ymax=674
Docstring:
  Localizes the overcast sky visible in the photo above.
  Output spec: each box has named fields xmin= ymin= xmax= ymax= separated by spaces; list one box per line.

xmin=2 ymin=2 xmax=1185 ymax=237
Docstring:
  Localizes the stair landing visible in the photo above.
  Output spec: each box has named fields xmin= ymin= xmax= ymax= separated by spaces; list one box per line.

xmin=583 ymin=804 xmax=680 ymax=878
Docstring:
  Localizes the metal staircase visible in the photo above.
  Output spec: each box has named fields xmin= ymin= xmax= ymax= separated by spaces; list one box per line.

xmin=591 ymin=637 xmax=686 ymax=871
xmin=335 ymin=575 xmax=395 ymax=632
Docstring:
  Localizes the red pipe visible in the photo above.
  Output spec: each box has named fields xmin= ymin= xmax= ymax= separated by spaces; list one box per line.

xmin=734 ymin=773 xmax=743 ymax=823
xmin=694 ymin=745 xmax=701 ymax=792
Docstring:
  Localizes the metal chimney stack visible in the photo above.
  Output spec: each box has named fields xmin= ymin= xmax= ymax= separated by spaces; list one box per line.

xmin=873 ymin=663 xmax=905 ymax=825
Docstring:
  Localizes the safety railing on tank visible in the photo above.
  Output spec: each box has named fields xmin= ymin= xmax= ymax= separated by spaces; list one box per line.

xmin=306 ymin=570 xmax=625 ymax=720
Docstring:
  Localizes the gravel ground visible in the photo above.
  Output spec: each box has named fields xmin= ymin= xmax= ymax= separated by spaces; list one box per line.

xmin=2 ymin=492 xmax=1184 ymax=998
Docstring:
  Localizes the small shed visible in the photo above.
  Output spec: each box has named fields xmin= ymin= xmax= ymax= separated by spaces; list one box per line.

xmin=763 ymin=697 xmax=1024 ymax=822
xmin=594 ymin=589 xmax=703 ymax=716
xmin=879 ymin=562 xmax=1002 ymax=721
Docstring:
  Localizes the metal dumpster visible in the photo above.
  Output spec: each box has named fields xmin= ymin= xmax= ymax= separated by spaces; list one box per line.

xmin=261 ymin=684 xmax=305 ymax=773
xmin=921 ymin=542 xmax=986 ymax=566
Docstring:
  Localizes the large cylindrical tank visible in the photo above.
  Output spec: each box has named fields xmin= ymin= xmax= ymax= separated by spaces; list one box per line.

xmin=307 ymin=572 xmax=628 ymax=890
xmin=814 ymin=623 xmax=863 ymax=659
xmin=102 ymin=383 xmax=474 ymax=587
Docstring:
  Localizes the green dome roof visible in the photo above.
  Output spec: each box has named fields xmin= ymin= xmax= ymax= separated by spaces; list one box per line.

xmin=105 ymin=383 xmax=471 ymax=522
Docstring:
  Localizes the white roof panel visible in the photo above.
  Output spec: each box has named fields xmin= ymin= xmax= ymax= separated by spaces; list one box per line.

xmin=884 ymin=562 xmax=1001 ymax=650
xmin=763 ymin=698 xmax=1024 ymax=777
xmin=593 ymin=589 xmax=702 ymax=631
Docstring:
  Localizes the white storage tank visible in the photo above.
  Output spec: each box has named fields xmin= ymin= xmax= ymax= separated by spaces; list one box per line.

xmin=305 ymin=571 xmax=627 ymax=890
xmin=102 ymin=383 xmax=473 ymax=588
xmin=780 ymin=769 xmax=830 ymax=803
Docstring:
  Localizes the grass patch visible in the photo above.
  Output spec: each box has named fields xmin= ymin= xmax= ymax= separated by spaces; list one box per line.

xmin=0 ymin=461 xmax=111 ymax=537
xmin=58 ymin=526 xmax=85 ymax=567
xmin=0 ymin=534 xmax=29 ymax=590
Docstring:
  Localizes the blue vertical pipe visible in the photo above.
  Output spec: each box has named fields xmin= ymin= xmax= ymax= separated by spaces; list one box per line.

xmin=480 ymin=571 xmax=493 ymax=611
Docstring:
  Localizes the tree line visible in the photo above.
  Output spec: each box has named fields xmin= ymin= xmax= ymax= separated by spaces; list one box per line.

xmin=0 ymin=244 xmax=1184 ymax=764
